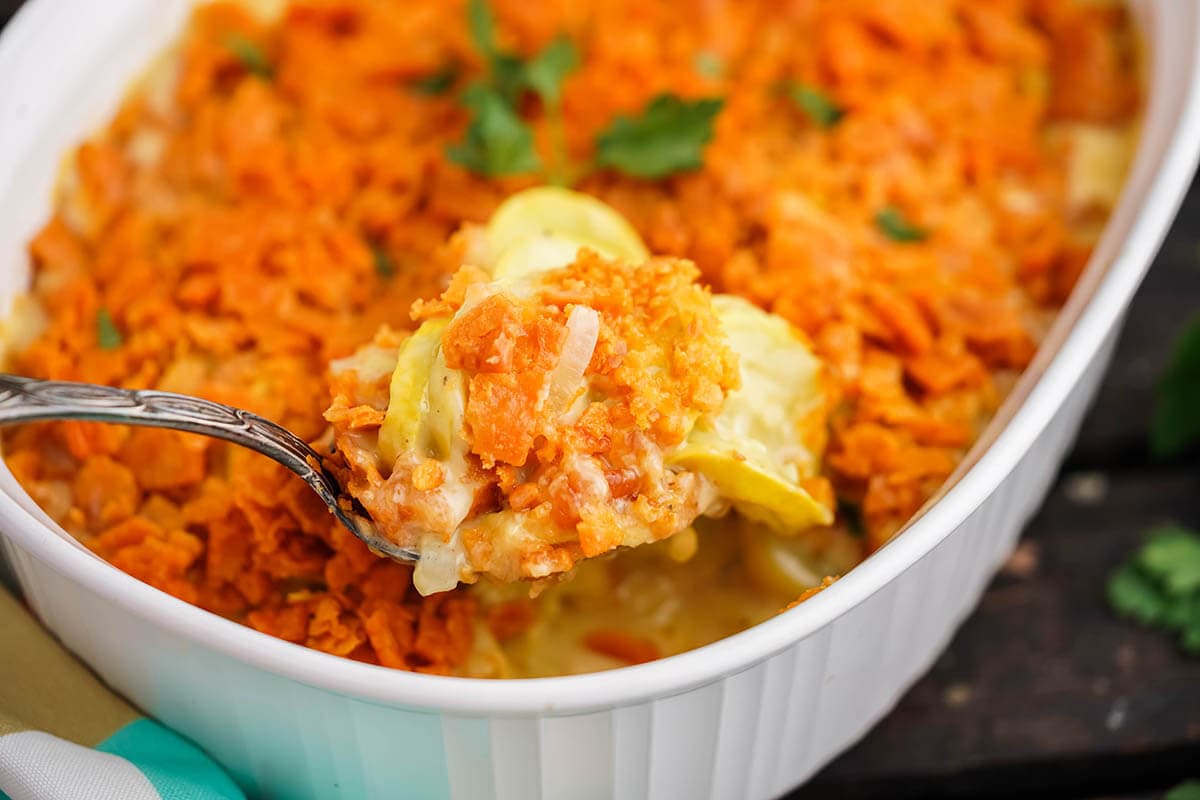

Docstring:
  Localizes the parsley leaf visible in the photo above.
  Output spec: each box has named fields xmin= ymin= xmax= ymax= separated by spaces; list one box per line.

xmin=469 ymin=0 xmax=577 ymax=106
xmin=446 ymin=83 xmax=541 ymax=177
xmin=1162 ymin=592 xmax=1199 ymax=629
xmin=466 ymin=0 xmax=527 ymax=103
xmin=461 ymin=2 xmax=723 ymax=183
xmin=1138 ymin=524 xmax=1200 ymax=594
xmin=224 ymin=33 xmax=273 ymax=80
xmin=409 ymin=65 xmax=460 ymax=96
xmin=468 ymin=0 xmax=499 ymax=58
xmin=875 ymin=206 xmax=928 ymax=243
xmin=1107 ymin=562 xmax=1165 ymax=625
xmin=1108 ymin=524 xmax=1200 ymax=655
xmin=490 ymin=53 xmax=529 ymax=105
xmin=594 ymin=94 xmax=724 ymax=180
xmin=458 ymin=1 xmax=577 ymax=179
xmin=525 ymin=35 xmax=579 ymax=184
xmin=1152 ymin=315 xmax=1200 ymax=458
xmin=525 ymin=35 xmax=579 ymax=107
xmin=784 ymin=82 xmax=844 ymax=129
xmin=95 ymin=308 xmax=123 ymax=350
xmin=1167 ymin=781 xmax=1200 ymax=800
xmin=370 ymin=241 xmax=395 ymax=279
xmin=1185 ymin=616 xmax=1200 ymax=653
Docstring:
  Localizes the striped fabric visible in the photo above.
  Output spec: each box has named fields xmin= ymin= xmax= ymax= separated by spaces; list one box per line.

xmin=0 ymin=589 xmax=244 ymax=800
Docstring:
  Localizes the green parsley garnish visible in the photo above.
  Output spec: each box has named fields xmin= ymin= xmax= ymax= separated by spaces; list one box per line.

xmin=783 ymin=82 xmax=844 ymax=129
xmin=875 ymin=206 xmax=928 ymax=243
xmin=370 ymin=241 xmax=395 ymax=279
xmin=409 ymin=65 xmax=460 ymax=96
xmin=447 ymin=83 xmax=542 ymax=177
xmin=224 ymin=33 xmax=273 ymax=80
xmin=1152 ymin=315 xmax=1200 ymax=458
xmin=594 ymin=94 xmax=724 ymax=180
xmin=693 ymin=50 xmax=723 ymax=79
xmin=523 ymin=35 xmax=580 ymax=184
xmin=524 ymin=35 xmax=579 ymax=107
xmin=454 ymin=1 xmax=723 ymax=183
xmin=451 ymin=2 xmax=579 ymax=178
xmin=468 ymin=0 xmax=500 ymax=61
xmin=1107 ymin=524 xmax=1200 ymax=654
xmin=467 ymin=0 xmax=528 ymax=103
xmin=95 ymin=308 xmax=123 ymax=350
xmin=1167 ymin=781 xmax=1200 ymax=800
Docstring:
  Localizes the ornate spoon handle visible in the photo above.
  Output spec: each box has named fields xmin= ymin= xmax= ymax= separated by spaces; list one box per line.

xmin=0 ymin=374 xmax=416 ymax=562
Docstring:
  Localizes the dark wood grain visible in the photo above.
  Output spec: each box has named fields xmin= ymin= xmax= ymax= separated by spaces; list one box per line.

xmin=0 ymin=2 xmax=1196 ymax=798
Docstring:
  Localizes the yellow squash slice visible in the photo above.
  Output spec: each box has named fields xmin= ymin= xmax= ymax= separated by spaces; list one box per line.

xmin=486 ymin=186 xmax=649 ymax=279
xmin=378 ymin=318 xmax=450 ymax=467
xmin=670 ymin=295 xmax=832 ymax=535
xmin=491 ymin=232 xmax=609 ymax=281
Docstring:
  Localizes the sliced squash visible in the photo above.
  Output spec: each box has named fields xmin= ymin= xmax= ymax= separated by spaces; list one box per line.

xmin=491 ymin=232 xmax=608 ymax=281
xmin=670 ymin=295 xmax=832 ymax=534
xmin=486 ymin=186 xmax=649 ymax=275
xmin=378 ymin=318 xmax=450 ymax=467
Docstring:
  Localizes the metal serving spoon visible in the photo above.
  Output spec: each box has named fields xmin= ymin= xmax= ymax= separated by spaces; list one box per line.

xmin=0 ymin=373 xmax=418 ymax=562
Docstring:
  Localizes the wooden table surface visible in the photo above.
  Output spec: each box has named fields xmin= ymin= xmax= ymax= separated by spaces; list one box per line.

xmin=1 ymin=3 xmax=1196 ymax=798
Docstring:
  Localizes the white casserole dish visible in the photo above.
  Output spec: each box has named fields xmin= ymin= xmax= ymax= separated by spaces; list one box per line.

xmin=0 ymin=2 xmax=1198 ymax=798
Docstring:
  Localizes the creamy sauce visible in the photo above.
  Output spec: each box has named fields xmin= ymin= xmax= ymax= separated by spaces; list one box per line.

xmin=467 ymin=516 xmax=862 ymax=677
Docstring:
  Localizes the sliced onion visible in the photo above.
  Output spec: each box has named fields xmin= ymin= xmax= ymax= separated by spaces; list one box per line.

xmin=543 ymin=305 xmax=600 ymax=421
xmin=412 ymin=531 xmax=466 ymax=596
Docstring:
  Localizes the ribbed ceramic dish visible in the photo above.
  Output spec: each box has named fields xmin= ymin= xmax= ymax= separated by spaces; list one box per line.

xmin=1 ymin=2 xmax=1198 ymax=799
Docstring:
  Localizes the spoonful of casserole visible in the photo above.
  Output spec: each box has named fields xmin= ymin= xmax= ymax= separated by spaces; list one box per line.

xmin=0 ymin=189 xmax=833 ymax=596
xmin=323 ymin=188 xmax=834 ymax=595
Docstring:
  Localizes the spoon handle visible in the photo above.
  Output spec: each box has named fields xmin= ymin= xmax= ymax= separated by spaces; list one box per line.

xmin=0 ymin=373 xmax=323 ymax=471
xmin=0 ymin=374 xmax=417 ymax=562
